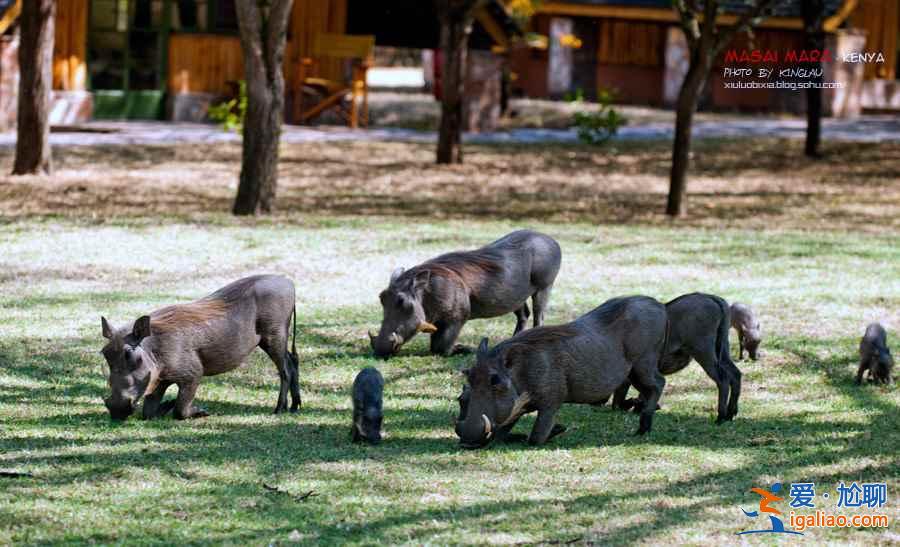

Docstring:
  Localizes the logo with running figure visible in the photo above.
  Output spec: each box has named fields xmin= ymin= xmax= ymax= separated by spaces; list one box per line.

xmin=737 ymin=482 xmax=804 ymax=536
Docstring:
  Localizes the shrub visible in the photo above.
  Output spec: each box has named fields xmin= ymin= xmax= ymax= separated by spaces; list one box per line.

xmin=208 ymin=81 xmax=247 ymax=133
xmin=572 ymin=89 xmax=626 ymax=146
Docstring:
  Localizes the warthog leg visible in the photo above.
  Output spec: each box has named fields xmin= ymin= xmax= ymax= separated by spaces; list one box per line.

xmin=174 ymin=379 xmax=209 ymax=420
xmin=527 ymin=406 xmax=562 ymax=445
xmin=855 ymin=360 xmax=869 ymax=385
xmin=260 ymin=335 xmax=292 ymax=414
xmin=513 ymin=304 xmax=530 ymax=336
xmin=531 ymin=286 xmax=553 ymax=328
xmin=720 ymin=358 xmax=742 ymax=420
xmin=630 ymin=356 xmax=666 ymax=435
xmin=430 ymin=322 xmax=464 ymax=356
xmin=691 ymin=341 xmax=730 ymax=423
xmin=611 ymin=381 xmax=634 ymax=411
xmin=141 ymin=381 xmax=173 ymax=419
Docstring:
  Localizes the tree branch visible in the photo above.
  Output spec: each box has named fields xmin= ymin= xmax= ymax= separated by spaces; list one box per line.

xmin=672 ymin=0 xmax=701 ymax=48
xmin=265 ymin=0 xmax=294 ymax=78
xmin=715 ymin=0 xmax=780 ymax=55
xmin=234 ymin=0 xmax=264 ymax=69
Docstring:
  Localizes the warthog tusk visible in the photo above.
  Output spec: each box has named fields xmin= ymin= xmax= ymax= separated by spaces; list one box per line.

xmin=499 ymin=392 xmax=532 ymax=427
xmin=390 ymin=332 xmax=402 ymax=349
xmin=417 ymin=322 xmax=438 ymax=334
xmin=481 ymin=414 xmax=492 ymax=439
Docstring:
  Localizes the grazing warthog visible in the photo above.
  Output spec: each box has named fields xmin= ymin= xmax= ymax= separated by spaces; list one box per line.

xmin=610 ymin=293 xmax=742 ymax=423
xmin=455 ymin=296 xmax=668 ymax=448
xmin=352 ymin=367 xmax=384 ymax=444
xmin=370 ymin=230 xmax=561 ymax=359
xmin=857 ymin=323 xmax=894 ymax=385
xmin=100 ymin=275 xmax=299 ymax=421
xmin=731 ymin=302 xmax=761 ymax=361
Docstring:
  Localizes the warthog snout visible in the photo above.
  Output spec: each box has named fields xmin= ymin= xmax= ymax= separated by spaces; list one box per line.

xmin=370 ymin=331 xmax=403 ymax=359
xmin=457 ymin=414 xmax=493 ymax=449
xmin=104 ymin=396 xmax=135 ymax=421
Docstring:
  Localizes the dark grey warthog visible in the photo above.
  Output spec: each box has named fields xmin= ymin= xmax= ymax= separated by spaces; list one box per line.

xmin=352 ymin=367 xmax=384 ymax=444
xmin=858 ymin=323 xmax=894 ymax=385
xmin=100 ymin=275 xmax=299 ymax=421
xmin=370 ymin=230 xmax=561 ymax=359
xmin=455 ymin=296 xmax=668 ymax=448
xmin=610 ymin=293 xmax=742 ymax=423
xmin=731 ymin=302 xmax=761 ymax=361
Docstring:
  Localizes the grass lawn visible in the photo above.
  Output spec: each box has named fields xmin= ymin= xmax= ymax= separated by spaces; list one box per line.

xmin=0 ymin=138 xmax=898 ymax=545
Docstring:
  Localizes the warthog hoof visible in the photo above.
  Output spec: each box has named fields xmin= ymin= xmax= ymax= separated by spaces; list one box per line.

xmin=547 ymin=424 xmax=567 ymax=441
xmin=450 ymin=344 xmax=473 ymax=355
xmin=175 ymin=406 xmax=209 ymax=420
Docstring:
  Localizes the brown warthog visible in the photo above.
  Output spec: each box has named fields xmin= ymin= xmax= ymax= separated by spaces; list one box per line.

xmin=610 ymin=293 xmax=742 ymax=423
xmin=858 ymin=323 xmax=894 ymax=385
xmin=730 ymin=302 xmax=761 ymax=361
xmin=455 ymin=296 xmax=668 ymax=448
xmin=370 ymin=230 xmax=561 ymax=358
xmin=100 ymin=275 xmax=299 ymax=421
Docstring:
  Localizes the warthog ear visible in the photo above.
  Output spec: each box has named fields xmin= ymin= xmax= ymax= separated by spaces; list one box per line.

xmin=101 ymin=317 xmax=114 ymax=339
xmin=132 ymin=315 xmax=152 ymax=341
xmin=477 ymin=337 xmax=489 ymax=356
xmin=389 ymin=267 xmax=404 ymax=284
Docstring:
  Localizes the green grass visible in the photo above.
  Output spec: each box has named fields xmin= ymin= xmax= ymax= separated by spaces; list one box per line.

xmin=1 ymin=217 xmax=898 ymax=545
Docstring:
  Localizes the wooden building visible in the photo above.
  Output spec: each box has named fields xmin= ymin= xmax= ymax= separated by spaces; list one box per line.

xmin=510 ymin=0 xmax=900 ymax=115
xmin=0 ymin=0 xmax=516 ymax=126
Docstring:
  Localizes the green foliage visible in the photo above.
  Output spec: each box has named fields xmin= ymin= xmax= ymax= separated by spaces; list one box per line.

xmin=572 ymin=89 xmax=626 ymax=146
xmin=208 ymin=80 xmax=247 ymax=133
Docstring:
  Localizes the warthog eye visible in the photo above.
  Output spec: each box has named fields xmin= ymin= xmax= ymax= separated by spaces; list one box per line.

xmin=489 ymin=373 xmax=502 ymax=386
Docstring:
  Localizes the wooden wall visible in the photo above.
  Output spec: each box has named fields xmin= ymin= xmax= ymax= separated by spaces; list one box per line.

xmin=53 ymin=0 xmax=87 ymax=91
xmin=168 ymin=0 xmax=349 ymax=96
xmin=596 ymin=19 xmax=664 ymax=67
xmin=851 ymin=0 xmax=898 ymax=80
xmin=168 ymin=34 xmax=243 ymax=94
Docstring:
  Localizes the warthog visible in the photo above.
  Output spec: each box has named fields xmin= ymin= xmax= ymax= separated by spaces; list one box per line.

xmin=455 ymin=296 xmax=668 ymax=448
xmin=610 ymin=293 xmax=742 ymax=423
xmin=370 ymin=230 xmax=561 ymax=358
xmin=731 ymin=302 xmax=761 ymax=361
xmin=857 ymin=323 xmax=894 ymax=385
xmin=352 ymin=367 xmax=384 ymax=444
xmin=100 ymin=275 xmax=299 ymax=421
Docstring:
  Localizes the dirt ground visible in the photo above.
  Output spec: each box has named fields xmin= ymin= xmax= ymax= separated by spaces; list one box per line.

xmin=0 ymin=137 xmax=898 ymax=232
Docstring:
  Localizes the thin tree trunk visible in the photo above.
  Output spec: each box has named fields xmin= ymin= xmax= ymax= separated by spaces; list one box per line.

xmin=13 ymin=0 xmax=55 ymax=176
xmin=802 ymin=0 xmax=825 ymax=158
xmin=436 ymin=2 xmax=477 ymax=164
xmin=232 ymin=0 xmax=292 ymax=216
xmin=666 ymin=60 xmax=707 ymax=217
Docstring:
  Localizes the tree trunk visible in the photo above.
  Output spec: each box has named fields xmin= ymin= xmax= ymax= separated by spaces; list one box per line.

xmin=232 ymin=0 xmax=292 ymax=216
xmin=436 ymin=2 xmax=477 ymax=164
xmin=234 ymin=86 xmax=282 ymax=214
xmin=802 ymin=0 xmax=825 ymax=158
xmin=13 ymin=0 xmax=55 ymax=176
xmin=666 ymin=57 xmax=708 ymax=217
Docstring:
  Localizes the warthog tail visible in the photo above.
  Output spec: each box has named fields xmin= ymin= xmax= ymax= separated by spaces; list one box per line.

xmin=291 ymin=306 xmax=298 ymax=361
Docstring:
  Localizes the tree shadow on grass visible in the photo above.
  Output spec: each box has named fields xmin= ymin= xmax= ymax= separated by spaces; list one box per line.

xmin=3 ymin=333 xmax=899 ymax=544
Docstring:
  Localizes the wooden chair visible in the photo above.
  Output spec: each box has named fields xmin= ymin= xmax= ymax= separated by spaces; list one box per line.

xmin=295 ymin=33 xmax=375 ymax=128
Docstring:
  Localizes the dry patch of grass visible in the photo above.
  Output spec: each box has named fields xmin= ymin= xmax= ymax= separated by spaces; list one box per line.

xmin=0 ymin=138 xmax=897 ymax=231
